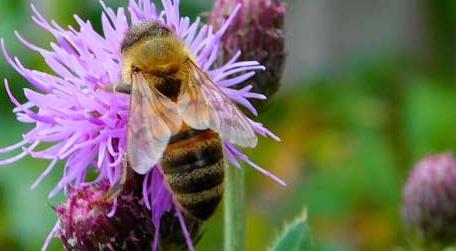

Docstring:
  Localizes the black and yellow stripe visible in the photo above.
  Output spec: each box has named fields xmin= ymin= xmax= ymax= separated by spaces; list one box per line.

xmin=161 ymin=127 xmax=225 ymax=221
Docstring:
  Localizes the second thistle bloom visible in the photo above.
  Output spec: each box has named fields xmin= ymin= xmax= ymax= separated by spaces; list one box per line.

xmin=56 ymin=177 xmax=202 ymax=251
xmin=402 ymin=152 xmax=456 ymax=248
xmin=56 ymin=181 xmax=154 ymax=251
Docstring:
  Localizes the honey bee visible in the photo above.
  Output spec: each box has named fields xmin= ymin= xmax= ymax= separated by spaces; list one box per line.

xmin=112 ymin=21 xmax=258 ymax=222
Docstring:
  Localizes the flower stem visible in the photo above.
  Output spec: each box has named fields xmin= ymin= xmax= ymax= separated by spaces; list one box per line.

xmin=224 ymin=166 xmax=245 ymax=251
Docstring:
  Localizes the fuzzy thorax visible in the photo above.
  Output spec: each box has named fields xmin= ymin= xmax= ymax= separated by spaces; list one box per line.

xmin=121 ymin=22 xmax=192 ymax=84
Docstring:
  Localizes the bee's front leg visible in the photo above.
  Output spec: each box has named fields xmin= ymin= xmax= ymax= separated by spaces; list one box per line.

xmin=104 ymin=153 xmax=129 ymax=202
xmin=105 ymin=83 xmax=132 ymax=94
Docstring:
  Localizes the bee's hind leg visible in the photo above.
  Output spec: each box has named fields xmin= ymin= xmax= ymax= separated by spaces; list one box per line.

xmin=105 ymin=83 xmax=132 ymax=94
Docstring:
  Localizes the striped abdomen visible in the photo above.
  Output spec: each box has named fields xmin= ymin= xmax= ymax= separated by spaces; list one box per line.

xmin=161 ymin=126 xmax=225 ymax=221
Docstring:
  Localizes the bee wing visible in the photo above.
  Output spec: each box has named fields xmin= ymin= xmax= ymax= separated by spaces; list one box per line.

xmin=127 ymin=73 xmax=182 ymax=174
xmin=178 ymin=60 xmax=257 ymax=148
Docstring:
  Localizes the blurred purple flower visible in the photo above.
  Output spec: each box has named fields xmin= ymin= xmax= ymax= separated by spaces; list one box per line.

xmin=0 ymin=0 xmax=285 ymax=250
xmin=402 ymin=152 xmax=456 ymax=248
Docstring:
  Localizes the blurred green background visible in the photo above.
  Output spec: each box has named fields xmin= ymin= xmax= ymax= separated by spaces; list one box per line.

xmin=1 ymin=0 xmax=456 ymax=250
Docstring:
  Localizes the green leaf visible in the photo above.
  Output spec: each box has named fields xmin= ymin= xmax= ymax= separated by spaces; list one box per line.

xmin=269 ymin=209 xmax=312 ymax=251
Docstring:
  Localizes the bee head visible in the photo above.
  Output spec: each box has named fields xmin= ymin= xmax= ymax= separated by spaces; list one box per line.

xmin=121 ymin=22 xmax=187 ymax=77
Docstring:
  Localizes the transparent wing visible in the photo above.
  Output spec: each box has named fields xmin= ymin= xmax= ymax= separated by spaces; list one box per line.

xmin=127 ymin=73 xmax=182 ymax=174
xmin=178 ymin=60 xmax=257 ymax=148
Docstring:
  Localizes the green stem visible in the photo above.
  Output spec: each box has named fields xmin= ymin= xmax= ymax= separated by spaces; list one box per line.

xmin=224 ymin=166 xmax=245 ymax=251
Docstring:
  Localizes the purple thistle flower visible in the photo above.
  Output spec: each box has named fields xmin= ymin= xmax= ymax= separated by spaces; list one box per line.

xmin=402 ymin=152 xmax=456 ymax=249
xmin=0 ymin=0 xmax=285 ymax=250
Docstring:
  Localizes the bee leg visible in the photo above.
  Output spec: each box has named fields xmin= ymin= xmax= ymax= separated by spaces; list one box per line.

xmin=105 ymin=83 xmax=132 ymax=94
xmin=104 ymin=154 xmax=129 ymax=202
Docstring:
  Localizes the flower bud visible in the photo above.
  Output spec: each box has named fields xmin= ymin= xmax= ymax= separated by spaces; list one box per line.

xmin=54 ymin=176 xmax=203 ymax=251
xmin=55 ymin=180 xmax=155 ymax=251
xmin=402 ymin=153 xmax=456 ymax=248
xmin=209 ymin=0 xmax=287 ymax=113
